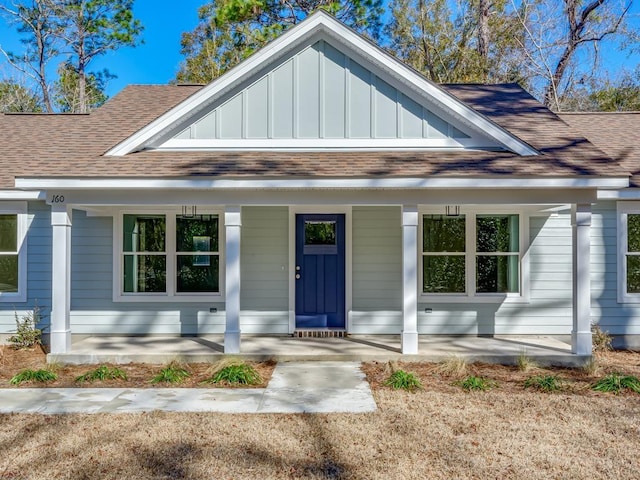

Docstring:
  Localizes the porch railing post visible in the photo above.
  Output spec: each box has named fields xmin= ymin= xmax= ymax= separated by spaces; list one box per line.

xmin=401 ymin=205 xmax=419 ymax=354
xmin=572 ymin=203 xmax=592 ymax=355
xmin=50 ymin=204 xmax=72 ymax=354
xmin=224 ymin=206 xmax=242 ymax=353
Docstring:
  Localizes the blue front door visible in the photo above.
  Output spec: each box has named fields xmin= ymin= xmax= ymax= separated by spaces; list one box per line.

xmin=295 ymin=214 xmax=346 ymax=329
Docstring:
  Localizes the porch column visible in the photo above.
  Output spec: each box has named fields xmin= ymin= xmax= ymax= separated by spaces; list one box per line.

xmin=401 ymin=205 xmax=419 ymax=354
xmin=224 ymin=206 xmax=242 ymax=353
xmin=572 ymin=203 xmax=592 ymax=355
xmin=50 ymin=205 xmax=72 ymax=353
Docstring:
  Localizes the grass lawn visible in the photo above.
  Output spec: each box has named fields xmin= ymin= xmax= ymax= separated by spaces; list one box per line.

xmin=0 ymin=349 xmax=639 ymax=479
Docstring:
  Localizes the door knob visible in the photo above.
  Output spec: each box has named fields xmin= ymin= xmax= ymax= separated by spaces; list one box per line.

xmin=295 ymin=274 xmax=301 ymax=279
xmin=296 ymin=266 xmax=301 ymax=271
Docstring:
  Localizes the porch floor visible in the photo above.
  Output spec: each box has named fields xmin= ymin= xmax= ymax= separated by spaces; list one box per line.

xmin=49 ymin=335 xmax=587 ymax=366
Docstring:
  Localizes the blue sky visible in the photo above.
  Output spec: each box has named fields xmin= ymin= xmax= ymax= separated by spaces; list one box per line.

xmin=0 ymin=0 xmax=638 ymax=98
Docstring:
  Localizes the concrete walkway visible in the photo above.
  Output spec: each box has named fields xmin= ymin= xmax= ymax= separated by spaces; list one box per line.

xmin=0 ymin=362 xmax=377 ymax=415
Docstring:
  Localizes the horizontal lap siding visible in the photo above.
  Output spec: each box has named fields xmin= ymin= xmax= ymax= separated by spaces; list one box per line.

xmin=351 ymin=207 xmax=402 ymax=334
xmin=70 ymin=210 xmax=225 ymax=335
xmin=0 ymin=202 xmax=51 ymax=333
xmin=418 ymin=212 xmax=573 ymax=335
xmin=590 ymin=201 xmax=640 ymax=336
xmin=240 ymin=207 xmax=289 ymax=334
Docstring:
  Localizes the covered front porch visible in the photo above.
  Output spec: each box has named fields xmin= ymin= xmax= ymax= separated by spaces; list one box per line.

xmin=47 ymin=334 xmax=586 ymax=367
xmin=21 ymin=177 xmax=609 ymax=359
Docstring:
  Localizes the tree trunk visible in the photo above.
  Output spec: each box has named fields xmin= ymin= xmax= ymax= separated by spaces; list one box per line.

xmin=477 ymin=0 xmax=491 ymax=82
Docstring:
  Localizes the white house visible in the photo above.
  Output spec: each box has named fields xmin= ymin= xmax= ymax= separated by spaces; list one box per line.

xmin=0 ymin=11 xmax=638 ymax=357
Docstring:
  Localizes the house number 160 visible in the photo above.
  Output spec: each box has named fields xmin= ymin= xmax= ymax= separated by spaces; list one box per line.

xmin=50 ymin=195 xmax=65 ymax=203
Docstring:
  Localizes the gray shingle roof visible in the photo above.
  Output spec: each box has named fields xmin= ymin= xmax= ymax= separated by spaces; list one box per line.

xmin=0 ymin=83 xmax=628 ymax=189
xmin=560 ymin=112 xmax=640 ymax=187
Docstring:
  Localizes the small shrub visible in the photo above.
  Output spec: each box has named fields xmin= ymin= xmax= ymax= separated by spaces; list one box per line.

xmin=591 ymin=324 xmax=613 ymax=352
xmin=517 ymin=351 xmax=538 ymax=372
xmin=76 ymin=365 xmax=128 ymax=383
xmin=202 ymin=362 xmax=262 ymax=386
xmin=151 ymin=361 xmax=190 ymax=384
xmin=384 ymin=369 xmax=422 ymax=392
xmin=457 ymin=375 xmax=494 ymax=391
xmin=524 ymin=375 xmax=562 ymax=392
xmin=10 ymin=368 xmax=57 ymax=385
xmin=592 ymin=373 xmax=640 ymax=394
xmin=8 ymin=308 xmax=42 ymax=349
xmin=437 ymin=356 xmax=468 ymax=378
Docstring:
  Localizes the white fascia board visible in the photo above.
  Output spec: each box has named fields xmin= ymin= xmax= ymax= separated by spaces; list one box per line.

xmin=159 ymin=138 xmax=496 ymax=150
xmin=105 ymin=11 xmax=537 ymax=157
xmin=0 ymin=190 xmax=45 ymax=200
xmin=15 ymin=177 xmax=629 ymax=190
xmin=598 ymin=188 xmax=640 ymax=200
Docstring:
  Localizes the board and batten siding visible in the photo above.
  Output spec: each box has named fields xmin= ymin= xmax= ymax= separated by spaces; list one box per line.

xmin=174 ymin=41 xmax=471 ymax=142
xmin=0 ymin=201 xmax=51 ymax=333
xmin=350 ymin=207 xmax=403 ymax=333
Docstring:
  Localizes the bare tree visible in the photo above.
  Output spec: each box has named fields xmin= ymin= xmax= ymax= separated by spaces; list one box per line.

xmin=0 ymin=0 xmax=60 ymax=112
xmin=513 ymin=0 xmax=633 ymax=111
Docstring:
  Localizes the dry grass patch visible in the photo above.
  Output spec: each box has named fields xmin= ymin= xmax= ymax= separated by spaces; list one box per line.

xmin=0 ymin=346 xmax=275 ymax=388
xmin=1 ymin=390 xmax=640 ymax=479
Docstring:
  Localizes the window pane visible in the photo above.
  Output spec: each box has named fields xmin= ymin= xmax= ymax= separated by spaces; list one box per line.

xmin=0 ymin=255 xmax=18 ymax=292
xmin=177 ymin=255 xmax=219 ymax=293
xmin=477 ymin=255 xmax=519 ymax=293
xmin=176 ymin=215 xmax=219 ymax=252
xmin=477 ymin=215 xmax=519 ymax=253
xmin=0 ymin=214 xmax=17 ymax=253
xmin=628 ymin=215 xmax=640 ymax=252
xmin=423 ymin=255 xmax=466 ymax=293
xmin=305 ymin=221 xmax=336 ymax=246
xmin=123 ymin=255 xmax=166 ymax=293
xmin=423 ymin=215 xmax=465 ymax=252
xmin=123 ymin=215 xmax=165 ymax=252
xmin=627 ymin=256 xmax=640 ymax=293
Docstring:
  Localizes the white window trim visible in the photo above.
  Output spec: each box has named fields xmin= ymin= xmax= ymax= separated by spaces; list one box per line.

xmin=616 ymin=201 xmax=640 ymax=303
xmin=418 ymin=206 xmax=530 ymax=304
xmin=112 ymin=207 xmax=225 ymax=303
xmin=0 ymin=201 xmax=28 ymax=303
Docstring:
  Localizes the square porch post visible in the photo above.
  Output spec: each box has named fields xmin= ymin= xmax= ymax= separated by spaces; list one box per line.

xmin=572 ymin=203 xmax=592 ymax=355
xmin=224 ymin=206 xmax=242 ymax=353
xmin=401 ymin=205 xmax=419 ymax=354
xmin=50 ymin=204 xmax=72 ymax=353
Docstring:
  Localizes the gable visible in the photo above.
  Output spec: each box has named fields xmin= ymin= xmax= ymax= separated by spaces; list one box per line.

xmin=106 ymin=11 xmax=537 ymax=156
xmin=169 ymin=40 xmax=475 ymax=146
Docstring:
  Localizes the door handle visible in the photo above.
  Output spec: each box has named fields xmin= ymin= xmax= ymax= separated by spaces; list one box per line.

xmin=295 ymin=274 xmax=301 ymax=280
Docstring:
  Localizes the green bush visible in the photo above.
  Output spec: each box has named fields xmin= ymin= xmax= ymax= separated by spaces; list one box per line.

xmin=10 ymin=369 xmax=57 ymax=385
xmin=524 ymin=375 xmax=562 ymax=392
xmin=384 ymin=370 xmax=422 ymax=392
xmin=76 ymin=365 xmax=128 ymax=383
xmin=457 ymin=376 xmax=494 ymax=391
xmin=592 ymin=373 xmax=640 ymax=394
xmin=8 ymin=308 xmax=42 ymax=349
xmin=202 ymin=362 xmax=262 ymax=386
xmin=151 ymin=361 xmax=190 ymax=384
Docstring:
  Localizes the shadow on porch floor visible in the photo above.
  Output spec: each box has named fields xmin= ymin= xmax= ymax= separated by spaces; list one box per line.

xmin=48 ymin=335 xmax=586 ymax=367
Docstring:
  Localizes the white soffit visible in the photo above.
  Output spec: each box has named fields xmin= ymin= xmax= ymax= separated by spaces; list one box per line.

xmin=105 ymin=11 xmax=538 ymax=157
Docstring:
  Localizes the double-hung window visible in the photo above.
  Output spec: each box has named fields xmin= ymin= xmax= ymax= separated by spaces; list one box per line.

xmin=0 ymin=202 xmax=27 ymax=303
xmin=421 ymin=210 xmax=526 ymax=301
xmin=117 ymin=210 xmax=221 ymax=301
xmin=617 ymin=202 xmax=640 ymax=302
